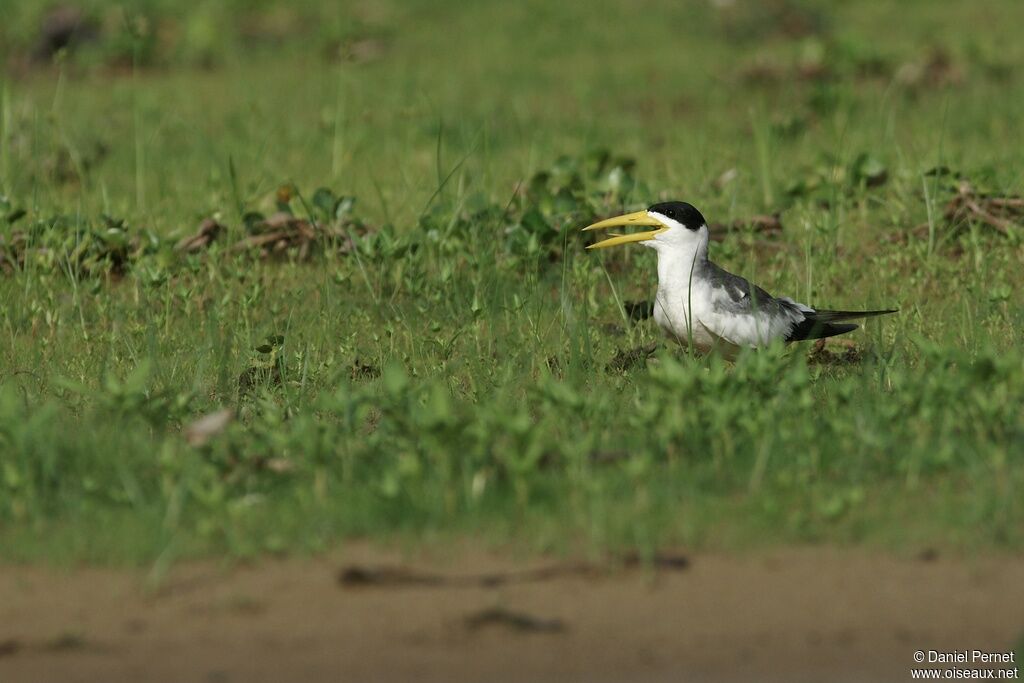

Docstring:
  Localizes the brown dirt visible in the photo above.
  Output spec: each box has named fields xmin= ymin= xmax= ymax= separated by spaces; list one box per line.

xmin=1 ymin=546 xmax=1022 ymax=682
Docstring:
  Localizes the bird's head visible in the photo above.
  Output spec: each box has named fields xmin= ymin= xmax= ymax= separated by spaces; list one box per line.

xmin=582 ymin=201 xmax=708 ymax=252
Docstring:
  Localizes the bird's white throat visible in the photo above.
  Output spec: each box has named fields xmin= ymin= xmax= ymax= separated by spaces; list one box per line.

xmin=649 ymin=224 xmax=722 ymax=350
xmin=651 ymin=224 xmax=710 ymax=299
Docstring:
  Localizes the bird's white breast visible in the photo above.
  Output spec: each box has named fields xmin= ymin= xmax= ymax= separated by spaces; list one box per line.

xmin=652 ymin=251 xmax=796 ymax=352
xmin=653 ymin=280 xmax=742 ymax=355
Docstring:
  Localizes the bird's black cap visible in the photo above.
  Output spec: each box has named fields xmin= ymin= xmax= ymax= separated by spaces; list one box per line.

xmin=647 ymin=202 xmax=706 ymax=230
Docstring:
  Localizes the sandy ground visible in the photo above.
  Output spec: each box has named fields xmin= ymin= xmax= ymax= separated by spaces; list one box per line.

xmin=1 ymin=545 xmax=1022 ymax=683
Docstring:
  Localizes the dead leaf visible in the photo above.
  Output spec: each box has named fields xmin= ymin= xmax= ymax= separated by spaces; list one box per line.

xmin=337 ymin=566 xmax=446 ymax=588
xmin=263 ymin=458 xmax=294 ymax=474
xmin=944 ymin=181 xmax=1023 ymax=236
xmin=175 ymin=218 xmax=224 ymax=253
xmin=712 ymin=168 xmax=738 ymax=192
xmin=184 ymin=408 xmax=234 ymax=447
xmin=338 ymin=552 xmax=688 ymax=590
xmin=463 ymin=607 xmax=565 ymax=634
xmin=232 ymin=212 xmax=374 ymax=261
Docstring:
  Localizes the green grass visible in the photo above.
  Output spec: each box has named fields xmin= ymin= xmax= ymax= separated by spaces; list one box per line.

xmin=1 ymin=0 xmax=1022 ymax=565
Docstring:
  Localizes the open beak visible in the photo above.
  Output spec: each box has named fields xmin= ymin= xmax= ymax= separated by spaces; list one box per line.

xmin=581 ymin=211 xmax=667 ymax=249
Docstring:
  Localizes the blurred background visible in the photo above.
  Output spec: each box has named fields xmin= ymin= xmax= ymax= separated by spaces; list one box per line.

xmin=1 ymin=0 xmax=1021 ymax=230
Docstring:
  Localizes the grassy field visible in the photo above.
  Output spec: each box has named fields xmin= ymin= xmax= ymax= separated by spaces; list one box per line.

xmin=0 ymin=0 xmax=1022 ymax=566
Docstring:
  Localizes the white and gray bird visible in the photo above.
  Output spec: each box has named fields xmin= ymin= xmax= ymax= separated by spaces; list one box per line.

xmin=582 ymin=201 xmax=896 ymax=356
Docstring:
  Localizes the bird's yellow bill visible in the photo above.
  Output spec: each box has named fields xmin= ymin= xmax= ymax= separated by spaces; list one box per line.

xmin=581 ymin=211 xmax=666 ymax=249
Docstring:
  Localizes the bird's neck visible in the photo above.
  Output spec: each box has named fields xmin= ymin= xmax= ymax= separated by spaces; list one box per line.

xmin=656 ymin=241 xmax=708 ymax=295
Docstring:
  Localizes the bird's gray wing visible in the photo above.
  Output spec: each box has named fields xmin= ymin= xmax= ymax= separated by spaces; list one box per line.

xmin=697 ymin=262 xmax=896 ymax=343
xmin=701 ymin=261 xmax=797 ymax=318
xmin=694 ymin=261 xmax=808 ymax=346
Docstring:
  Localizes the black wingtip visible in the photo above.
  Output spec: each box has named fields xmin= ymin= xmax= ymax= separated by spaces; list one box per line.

xmin=785 ymin=307 xmax=896 ymax=342
xmin=786 ymin=321 xmax=859 ymax=342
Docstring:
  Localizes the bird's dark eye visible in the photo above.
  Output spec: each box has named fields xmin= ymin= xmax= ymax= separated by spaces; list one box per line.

xmin=666 ymin=209 xmax=675 ymax=218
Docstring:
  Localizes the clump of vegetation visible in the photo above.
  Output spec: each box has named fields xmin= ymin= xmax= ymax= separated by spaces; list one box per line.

xmin=0 ymin=212 xmax=163 ymax=278
xmin=0 ymin=185 xmax=381 ymax=278
xmin=233 ymin=186 xmax=374 ymax=261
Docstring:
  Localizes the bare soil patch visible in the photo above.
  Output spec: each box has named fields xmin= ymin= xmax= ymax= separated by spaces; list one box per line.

xmin=1 ymin=546 xmax=1021 ymax=682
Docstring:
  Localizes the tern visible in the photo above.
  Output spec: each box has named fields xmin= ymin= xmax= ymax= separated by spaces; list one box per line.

xmin=582 ymin=201 xmax=896 ymax=356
